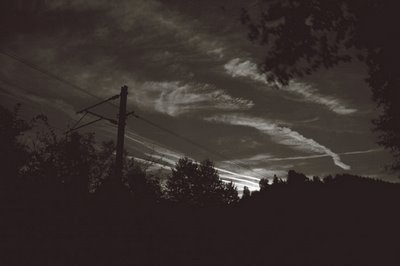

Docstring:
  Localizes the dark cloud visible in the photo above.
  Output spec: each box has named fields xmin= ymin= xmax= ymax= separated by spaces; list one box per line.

xmin=0 ymin=0 xmax=393 ymax=188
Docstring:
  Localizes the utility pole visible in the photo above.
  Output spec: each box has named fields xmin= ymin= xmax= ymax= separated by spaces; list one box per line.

xmin=115 ymin=86 xmax=128 ymax=183
xmin=70 ymin=85 xmax=133 ymax=185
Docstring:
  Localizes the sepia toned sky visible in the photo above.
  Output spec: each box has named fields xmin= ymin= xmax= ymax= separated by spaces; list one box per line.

xmin=0 ymin=0 xmax=394 ymax=191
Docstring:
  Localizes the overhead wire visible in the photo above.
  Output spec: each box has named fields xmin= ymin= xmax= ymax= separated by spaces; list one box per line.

xmin=71 ymin=112 xmax=88 ymax=130
xmin=0 ymin=76 xmax=101 ymax=134
xmin=1 ymin=48 xmax=264 ymax=180
xmin=133 ymin=115 xmax=264 ymax=180
xmin=0 ymin=92 xmax=66 ymax=134
xmin=0 ymin=49 xmax=119 ymax=108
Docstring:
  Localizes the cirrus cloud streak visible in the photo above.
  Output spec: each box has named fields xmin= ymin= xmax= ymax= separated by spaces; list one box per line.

xmin=206 ymin=114 xmax=351 ymax=170
xmin=224 ymin=58 xmax=357 ymax=115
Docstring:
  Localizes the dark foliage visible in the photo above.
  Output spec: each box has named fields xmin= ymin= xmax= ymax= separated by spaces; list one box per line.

xmin=127 ymin=160 xmax=163 ymax=203
xmin=287 ymin=169 xmax=309 ymax=186
xmin=241 ymin=0 xmax=400 ymax=173
xmin=259 ymin=176 xmax=269 ymax=192
xmin=1 ymin=104 xmax=400 ymax=265
xmin=0 ymin=104 xmax=31 ymax=191
xmin=242 ymin=185 xmax=251 ymax=200
xmin=166 ymin=157 xmax=239 ymax=207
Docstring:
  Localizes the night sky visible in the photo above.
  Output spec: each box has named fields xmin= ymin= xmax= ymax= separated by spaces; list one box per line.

xmin=0 ymin=0 xmax=394 ymax=191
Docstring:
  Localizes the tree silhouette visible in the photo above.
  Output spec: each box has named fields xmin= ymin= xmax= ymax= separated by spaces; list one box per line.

xmin=166 ymin=157 xmax=238 ymax=206
xmin=0 ymin=105 xmax=30 ymax=176
xmin=259 ymin=177 xmax=269 ymax=192
xmin=127 ymin=159 xmax=162 ymax=203
xmin=221 ymin=180 xmax=240 ymax=204
xmin=287 ymin=170 xmax=309 ymax=186
xmin=0 ymin=104 xmax=32 ymax=198
xmin=242 ymin=185 xmax=251 ymax=200
xmin=323 ymin=174 xmax=334 ymax=184
xmin=4 ymin=104 xmax=400 ymax=265
xmin=241 ymin=0 xmax=400 ymax=172
xmin=24 ymin=127 xmax=111 ymax=201
xmin=272 ymin=175 xmax=282 ymax=186
xmin=311 ymin=175 xmax=323 ymax=187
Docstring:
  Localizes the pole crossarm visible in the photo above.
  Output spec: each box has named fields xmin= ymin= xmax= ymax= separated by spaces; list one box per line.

xmin=76 ymin=94 xmax=119 ymax=114
xmin=68 ymin=94 xmax=120 ymax=134
xmin=65 ymin=118 xmax=102 ymax=134
xmin=86 ymin=110 xmax=118 ymax=125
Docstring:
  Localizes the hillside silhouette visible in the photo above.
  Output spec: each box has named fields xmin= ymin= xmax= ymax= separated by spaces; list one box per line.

xmin=1 ymin=104 xmax=400 ymax=265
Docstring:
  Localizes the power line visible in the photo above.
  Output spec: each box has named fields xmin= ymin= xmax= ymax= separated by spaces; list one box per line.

xmin=2 ymin=71 xmax=263 ymax=179
xmin=0 ymin=49 xmax=119 ymax=109
xmin=71 ymin=112 xmax=88 ymax=130
xmin=77 ymin=95 xmax=120 ymax=114
xmin=0 ymin=76 xmax=81 ymax=127
xmin=122 ymin=124 xmax=262 ymax=184
xmin=133 ymin=115 xmax=265 ymax=180
xmin=0 ymin=84 xmax=64 ymax=133
xmin=0 ymin=49 xmax=264 ymax=180
xmin=0 ymin=76 xmax=42 ymax=99
xmin=0 ymin=76 xmax=103 ymax=133
xmin=66 ymin=118 xmax=103 ymax=134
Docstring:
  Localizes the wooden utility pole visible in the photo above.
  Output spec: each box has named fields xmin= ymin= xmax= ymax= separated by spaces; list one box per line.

xmin=115 ymin=85 xmax=128 ymax=182
xmin=71 ymin=85 xmax=131 ymax=185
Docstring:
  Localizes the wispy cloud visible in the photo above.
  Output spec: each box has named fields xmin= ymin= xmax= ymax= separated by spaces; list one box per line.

xmin=215 ymin=167 xmax=261 ymax=181
xmin=227 ymin=154 xmax=273 ymax=165
xmin=225 ymin=58 xmax=274 ymax=84
xmin=219 ymin=175 xmax=259 ymax=186
xmin=3 ymin=0 xmax=383 ymax=185
xmin=285 ymin=81 xmax=357 ymax=115
xmin=130 ymin=81 xmax=254 ymax=116
xmin=224 ymin=58 xmax=357 ymax=115
xmin=261 ymin=154 xmax=329 ymax=162
xmin=124 ymin=127 xmax=265 ymax=187
xmin=219 ymin=165 xmax=290 ymax=192
xmin=206 ymin=114 xmax=351 ymax=170
xmin=341 ymin=148 xmax=384 ymax=156
xmin=221 ymin=180 xmax=259 ymax=192
xmin=51 ymin=0 xmax=227 ymax=59
xmin=254 ymin=148 xmax=385 ymax=162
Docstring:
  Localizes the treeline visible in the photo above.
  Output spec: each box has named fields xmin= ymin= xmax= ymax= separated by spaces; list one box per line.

xmin=1 ymin=104 xmax=400 ymax=265
xmin=0 ymin=104 xmax=240 ymax=207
